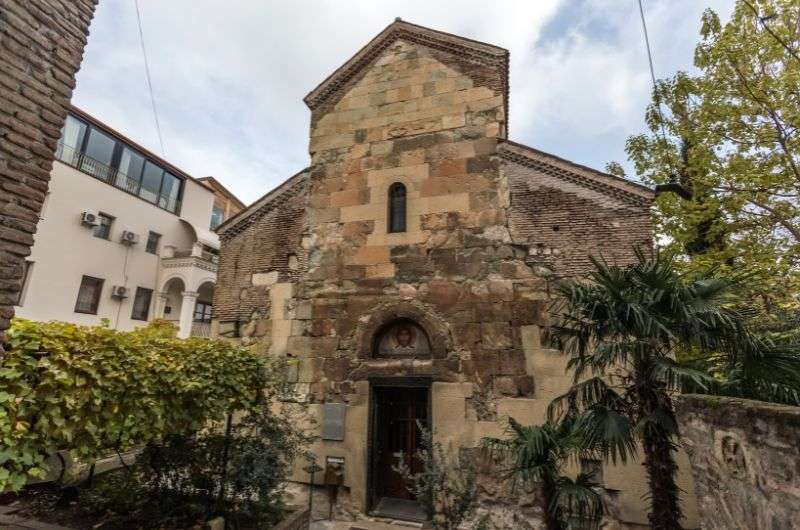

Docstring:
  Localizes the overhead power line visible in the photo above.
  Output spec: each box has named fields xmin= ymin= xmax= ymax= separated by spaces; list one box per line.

xmin=134 ymin=0 xmax=166 ymax=157
xmin=637 ymin=0 xmax=668 ymax=145
xmin=636 ymin=0 xmax=689 ymax=198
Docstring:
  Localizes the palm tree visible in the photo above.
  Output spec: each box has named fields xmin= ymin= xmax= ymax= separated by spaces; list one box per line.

xmin=546 ymin=250 xmax=757 ymax=530
xmin=482 ymin=417 xmax=604 ymax=530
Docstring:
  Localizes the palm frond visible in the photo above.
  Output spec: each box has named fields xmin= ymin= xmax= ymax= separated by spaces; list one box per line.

xmin=553 ymin=474 xmax=605 ymax=528
xmin=574 ymin=406 xmax=637 ymax=465
xmin=651 ymin=357 xmax=714 ymax=392
xmin=547 ymin=377 xmax=625 ymax=423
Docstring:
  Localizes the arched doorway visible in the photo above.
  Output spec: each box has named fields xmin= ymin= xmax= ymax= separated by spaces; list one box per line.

xmin=191 ymin=281 xmax=215 ymax=337
xmin=159 ymin=276 xmax=186 ymax=331
xmin=368 ymin=319 xmax=431 ymax=522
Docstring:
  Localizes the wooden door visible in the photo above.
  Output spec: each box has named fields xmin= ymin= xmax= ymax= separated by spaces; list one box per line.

xmin=373 ymin=386 xmax=429 ymax=500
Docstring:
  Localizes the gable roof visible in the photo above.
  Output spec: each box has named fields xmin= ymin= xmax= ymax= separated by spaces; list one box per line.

xmin=198 ymin=176 xmax=246 ymax=210
xmin=304 ymin=18 xmax=509 ymax=112
xmin=498 ymin=140 xmax=654 ymax=206
xmin=215 ymin=168 xmax=310 ymax=236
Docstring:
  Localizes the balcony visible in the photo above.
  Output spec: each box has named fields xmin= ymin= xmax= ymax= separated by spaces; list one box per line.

xmin=55 ymin=143 xmax=182 ymax=214
xmin=157 ymin=244 xmax=217 ymax=339
xmin=160 ymin=244 xmax=219 ymax=272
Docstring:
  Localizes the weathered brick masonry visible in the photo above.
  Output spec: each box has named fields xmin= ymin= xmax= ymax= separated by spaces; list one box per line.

xmin=0 ymin=0 xmax=98 ymax=343
xmin=215 ymin=19 xmax=696 ymax=527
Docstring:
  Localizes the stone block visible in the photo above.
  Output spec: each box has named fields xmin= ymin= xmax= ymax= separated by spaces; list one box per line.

xmin=252 ymin=271 xmax=279 ymax=286
xmin=350 ymin=245 xmax=390 ymax=266
xmin=481 ymin=322 xmax=513 ymax=350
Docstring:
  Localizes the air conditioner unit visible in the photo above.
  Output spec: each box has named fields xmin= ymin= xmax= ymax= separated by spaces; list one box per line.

xmin=111 ymin=285 xmax=129 ymax=299
xmin=80 ymin=211 xmax=98 ymax=226
xmin=120 ymin=230 xmax=139 ymax=245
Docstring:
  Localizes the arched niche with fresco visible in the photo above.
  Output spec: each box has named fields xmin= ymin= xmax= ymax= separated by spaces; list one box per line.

xmin=372 ymin=318 xmax=432 ymax=359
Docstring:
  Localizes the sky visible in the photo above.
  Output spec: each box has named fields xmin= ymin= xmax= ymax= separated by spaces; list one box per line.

xmin=72 ymin=0 xmax=736 ymax=205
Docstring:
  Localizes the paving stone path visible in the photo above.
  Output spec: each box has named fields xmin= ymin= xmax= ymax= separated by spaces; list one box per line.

xmin=310 ymin=518 xmax=424 ymax=530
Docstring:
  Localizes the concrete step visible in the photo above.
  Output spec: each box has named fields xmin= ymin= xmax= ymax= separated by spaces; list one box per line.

xmin=310 ymin=518 xmax=425 ymax=530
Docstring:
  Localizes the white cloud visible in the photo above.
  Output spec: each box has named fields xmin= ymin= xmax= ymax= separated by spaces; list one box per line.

xmin=73 ymin=0 xmax=734 ymax=203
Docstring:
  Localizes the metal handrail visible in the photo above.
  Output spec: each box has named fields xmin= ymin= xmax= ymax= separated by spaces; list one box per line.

xmin=55 ymin=142 xmax=182 ymax=214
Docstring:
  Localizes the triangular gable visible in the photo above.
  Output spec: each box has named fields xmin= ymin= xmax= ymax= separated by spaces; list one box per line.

xmin=216 ymin=168 xmax=309 ymax=237
xmin=499 ymin=140 xmax=654 ymax=207
xmin=304 ymin=18 xmax=509 ymax=114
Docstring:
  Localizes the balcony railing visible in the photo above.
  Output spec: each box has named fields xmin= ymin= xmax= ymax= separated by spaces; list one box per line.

xmin=191 ymin=321 xmax=211 ymax=337
xmin=55 ymin=143 xmax=182 ymax=214
xmin=166 ymin=248 xmax=220 ymax=265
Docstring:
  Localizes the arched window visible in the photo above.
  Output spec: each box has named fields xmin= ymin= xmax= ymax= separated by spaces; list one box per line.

xmin=388 ymin=182 xmax=407 ymax=233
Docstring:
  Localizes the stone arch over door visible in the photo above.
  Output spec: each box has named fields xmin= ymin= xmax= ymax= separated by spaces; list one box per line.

xmin=356 ymin=300 xmax=451 ymax=360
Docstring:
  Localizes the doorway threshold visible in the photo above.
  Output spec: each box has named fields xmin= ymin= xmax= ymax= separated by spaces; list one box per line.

xmin=371 ymin=497 xmax=427 ymax=523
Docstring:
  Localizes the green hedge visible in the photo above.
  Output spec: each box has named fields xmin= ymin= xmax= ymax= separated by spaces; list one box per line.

xmin=0 ymin=319 xmax=265 ymax=492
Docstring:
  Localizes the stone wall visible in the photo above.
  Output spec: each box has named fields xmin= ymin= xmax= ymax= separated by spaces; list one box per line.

xmin=503 ymin=146 xmax=652 ymax=277
xmin=215 ymin=170 xmax=308 ymax=327
xmin=0 ymin=0 xmax=98 ymax=343
xmin=676 ymin=394 xmax=800 ymax=530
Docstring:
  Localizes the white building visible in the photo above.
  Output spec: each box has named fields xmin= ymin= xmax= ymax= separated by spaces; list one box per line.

xmin=14 ymin=106 xmax=244 ymax=338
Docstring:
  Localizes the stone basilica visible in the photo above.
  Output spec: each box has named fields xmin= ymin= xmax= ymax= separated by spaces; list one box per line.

xmin=213 ymin=19 xmax=697 ymax=528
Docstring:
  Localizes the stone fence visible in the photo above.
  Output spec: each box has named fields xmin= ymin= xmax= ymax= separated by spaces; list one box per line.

xmin=675 ymin=394 xmax=800 ymax=530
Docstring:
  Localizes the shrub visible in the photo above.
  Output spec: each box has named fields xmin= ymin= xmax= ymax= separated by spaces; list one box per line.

xmin=0 ymin=318 xmax=265 ymax=492
xmin=394 ymin=423 xmax=479 ymax=530
xmin=137 ymin=402 xmax=311 ymax=527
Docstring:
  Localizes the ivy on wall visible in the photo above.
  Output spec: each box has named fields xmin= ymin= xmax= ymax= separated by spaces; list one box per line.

xmin=0 ymin=319 xmax=265 ymax=492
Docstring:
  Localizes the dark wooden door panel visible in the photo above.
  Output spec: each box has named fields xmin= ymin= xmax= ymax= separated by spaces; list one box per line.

xmin=373 ymin=387 xmax=429 ymax=500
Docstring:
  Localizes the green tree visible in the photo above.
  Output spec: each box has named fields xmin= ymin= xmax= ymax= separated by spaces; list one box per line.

xmin=614 ymin=0 xmax=800 ymax=313
xmin=546 ymin=251 xmax=759 ymax=530
xmin=482 ymin=418 xmax=604 ymax=530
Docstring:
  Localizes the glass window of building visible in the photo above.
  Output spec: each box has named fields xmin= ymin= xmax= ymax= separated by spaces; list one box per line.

xmin=56 ymin=113 xmax=185 ymax=215
xmin=116 ymin=147 xmax=145 ymax=194
xmin=139 ymin=160 xmax=163 ymax=203
xmin=56 ymin=115 xmax=87 ymax=162
xmin=131 ymin=287 xmax=153 ymax=321
xmin=210 ymin=205 xmax=224 ymax=229
xmin=145 ymin=231 xmax=161 ymax=254
xmin=74 ymin=276 xmax=104 ymax=314
xmin=158 ymin=172 xmax=181 ymax=211
xmin=193 ymin=302 xmax=212 ymax=323
xmin=93 ymin=213 xmax=114 ymax=240
xmin=81 ymin=127 xmax=117 ymax=179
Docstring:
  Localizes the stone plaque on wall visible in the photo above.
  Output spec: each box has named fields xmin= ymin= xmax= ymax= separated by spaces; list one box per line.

xmin=322 ymin=403 xmax=346 ymax=441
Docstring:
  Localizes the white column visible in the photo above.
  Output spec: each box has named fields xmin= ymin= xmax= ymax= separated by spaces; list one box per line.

xmin=177 ymin=291 xmax=198 ymax=338
xmin=153 ymin=291 xmax=169 ymax=319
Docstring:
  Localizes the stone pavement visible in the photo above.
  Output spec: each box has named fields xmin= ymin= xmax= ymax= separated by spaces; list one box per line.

xmin=310 ymin=517 xmax=425 ymax=530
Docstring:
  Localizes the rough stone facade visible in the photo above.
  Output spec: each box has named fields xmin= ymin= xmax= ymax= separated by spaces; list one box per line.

xmin=215 ymin=19 xmax=697 ymax=527
xmin=676 ymin=394 xmax=800 ymax=530
xmin=0 ymin=0 xmax=98 ymax=343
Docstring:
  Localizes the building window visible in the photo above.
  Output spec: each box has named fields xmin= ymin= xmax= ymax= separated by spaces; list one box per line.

xmin=146 ymin=231 xmax=161 ymax=254
xmin=55 ymin=115 xmax=86 ymax=164
xmin=210 ymin=205 xmax=225 ymax=230
xmin=56 ymin=113 xmax=185 ymax=214
xmin=93 ymin=213 xmax=114 ymax=240
xmin=115 ymin=146 xmax=145 ymax=194
xmin=388 ymin=182 xmax=407 ymax=233
xmin=80 ymin=127 xmax=116 ymax=180
xmin=74 ymin=275 xmax=104 ymax=314
xmin=130 ymin=287 xmax=153 ymax=321
xmin=193 ymin=302 xmax=212 ymax=323
xmin=158 ymin=172 xmax=182 ymax=212
xmin=16 ymin=260 xmax=33 ymax=306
